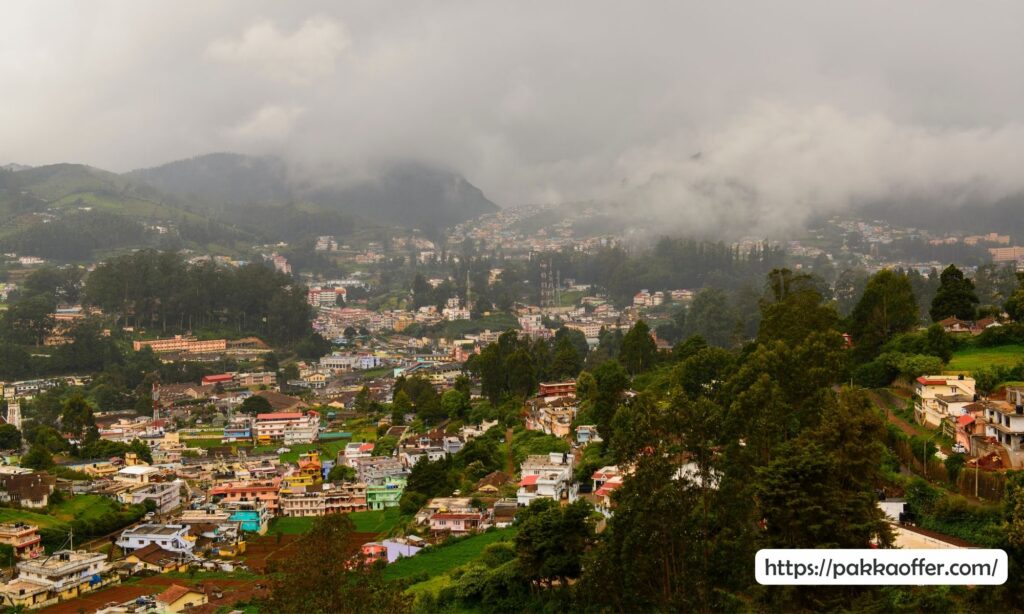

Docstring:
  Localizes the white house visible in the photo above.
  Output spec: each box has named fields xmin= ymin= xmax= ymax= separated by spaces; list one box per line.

xmin=517 ymin=452 xmax=577 ymax=506
xmin=914 ymin=375 xmax=976 ymax=427
xmin=116 ymin=524 xmax=194 ymax=555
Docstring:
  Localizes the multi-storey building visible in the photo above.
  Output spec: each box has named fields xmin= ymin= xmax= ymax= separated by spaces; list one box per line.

xmin=132 ymin=336 xmax=227 ymax=354
xmin=0 ymin=523 xmax=43 ymax=559
xmin=254 ymin=411 xmax=320 ymax=444
xmin=279 ymin=483 xmax=368 ymax=517
xmin=0 ymin=550 xmax=112 ymax=609
xmin=517 ymin=452 xmax=577 ymax=506
xmin=914 ymin=375 xmax=977 ymax=427
xmin=366 ymin=477 xmax=406 ymax=511
xmin=124 ymin=482 xmax=182 ymax=515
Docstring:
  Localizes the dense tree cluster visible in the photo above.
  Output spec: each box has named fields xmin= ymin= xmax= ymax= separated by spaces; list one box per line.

xmin=465 ymin=328 xmax=588 ymax=404
xmin=84 ymin=250 xmax=311 ymax=343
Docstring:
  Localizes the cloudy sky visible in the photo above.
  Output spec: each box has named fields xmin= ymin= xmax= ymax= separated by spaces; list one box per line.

xmin=3 ymin=2 xmax=1024 ymax=232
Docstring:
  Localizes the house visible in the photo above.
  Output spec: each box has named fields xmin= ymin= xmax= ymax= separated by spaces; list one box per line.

xmin=517 ymin=452 xmax=577 ymax=506
xmin=475 ymin=471 xmax=510 ymax=494
xmin=414 ymin=497 xmax=474 ymax=525
xmin=236 ymin=371 xmax=277 ymax=387
xmin=254 ymin=411 xmax=320 ymax=444
xmin=0 ymin=472 xmax=55 ymax=508
xmin=538 ymin=381 xmax=576 ymax=398
xmin=592 ymin=467 xmax=626 ymax=516
xmin=116 ymin=524 xmax=194 ymax=555
xmin=254 ymin=390 xmax=309 ymax=413
xmin=342 ymin=441 xmax=376 ymax=465
xmin=576 ymin=424 xmax=601 ymax=444
xmin=399 ymin=446 xmax=446 ymax=469
xmin=429 ymin=512 xmax=485 ymax=535
xmin=209 ymin=480 xmax=281 ymax=515
xmin=115 ymin=465 xmax=160 ymax=486
xmin=525 ymin=395 xmax=578 ymax=439
xmin=366 ymin=477 xmax=406 ymax=510
xmin=937 ymin=317 xmax=974 ymax=335
xmin=201 ymin=373 xmax=234 ymax=387
xmin=279 ymin=482 xmax=368 ymax=517
xmin=124 ymin=481 xmax=181 ymax=515
xmin=0 ymin=550 xmax=113 ymax=609
xmin=983 ymin=388 xmax=1024 ymax=453
xmin=352 ymin=456 xmax=406 ymax=485
xmin=155 ymin=584 xmax=208 ymax=613
xmin=491 ymin=499 xmax=518 ymax=528
xmin=914 ymin=375 xmax=976 ymax=427
xmin=124 ymin=543 xmax=187 ymax=573
xmin=223 ymin=501 xmax=271 ymax=534
xmin=0 ymin=523 xmax=43 ymax=559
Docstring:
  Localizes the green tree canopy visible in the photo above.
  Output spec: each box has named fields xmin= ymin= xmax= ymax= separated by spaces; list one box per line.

xmin=929 ymin=264 xmax=979 ymax=322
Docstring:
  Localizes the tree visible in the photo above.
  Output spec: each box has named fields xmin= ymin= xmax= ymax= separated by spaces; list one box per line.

xmin=22 ymin=444 xmax=53 ymax=470
xmin=239 ymin=394 xmax=273 ymax=415
xmin=849 ymin=269 xmax=919 ymax=360
xmin=585 ymin=360 xmax=629 ymax=443
xmin=262 ymin=513 xmax=410 ymax=613
xmin=328 ymin=464 xmax=356 ymax=482
xmin=516 ymin=499 xmax=594 ymax=588
xmin=0 ymin=424 xmax=21 ymax=450
xmin=551 ymin=335 xmax=583 ymax=379
xmin=618 ymin=320 xmax=658 ymax=375
xmin=929 ymin=264 xmax=979 ymax=322
xmin=1005 ymin=273 xmax=1024 ymax=323
xmin=506 ymin=349 xmax=537 ymax=399
xmin=441 ymin=389 xmax=469 ymax=420
xmin=834 ymin=268 xmax=869 ymax=317
xmin=758 ymin=268 xmax=839 ymax=346
xmin=60 ymin=395 xmax=96 ymax=441
xmin=682 ymin=288 xmax=736 ymax=347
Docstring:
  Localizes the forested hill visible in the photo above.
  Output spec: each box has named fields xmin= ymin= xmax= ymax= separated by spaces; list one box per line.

xmin=128 ymin=153 xmax=499 ymax=233
xmin=0 ymin=153 xmax=499 ymax=261
xmin=0 ymin=163 xmax=253 ymax=261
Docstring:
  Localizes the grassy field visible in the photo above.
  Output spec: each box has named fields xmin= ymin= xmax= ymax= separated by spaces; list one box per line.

xmin=948 ymin=344 xmax=1024 ymax=373
xmin=250 ymin=440 xmax=353 ymax=463
xmin=48 ymin=495 xmax=122 ymax=524
xmin=383 ymin=528 xmax=517 ymax=581
xmin=268 ymin=508 xmax=404 ymax=536
xmin=350 ymin=508 xmax=403 ymax=533
xmin=0 ymin=508 xmax=68 ymax=529
xmin=268 ymin=517 xmax=316 ymax=535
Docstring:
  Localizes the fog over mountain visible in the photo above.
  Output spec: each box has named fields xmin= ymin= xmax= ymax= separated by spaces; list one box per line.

xmin=5 ymin=2 xmax=1024 ymax=236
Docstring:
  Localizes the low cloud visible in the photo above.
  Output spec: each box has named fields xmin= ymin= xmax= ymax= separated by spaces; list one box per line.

xmin=207 ymin=16 xmax=350 ymax=84
xmin=612 ymin=103 xmax=1024 ymax=237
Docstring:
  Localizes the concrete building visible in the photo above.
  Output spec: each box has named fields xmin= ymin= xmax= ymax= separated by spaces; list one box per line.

xmin=0 ymin=523 xmax=43 ymax=559
xmin=279 ymin=483 xmax=368 ymax=517
xmin=254 ymin=411 xmax=319 ymax=444
xmin=517 ymin=452 xmax=577 ymax=506
xmin=914 ymin=375 xmax=976 ymax=427
xmin=125 ymin=482 xmax=181 ymax=515
xmin=0 ymin=550 xmax=112 ymax=609
xmin=116 ymin=524 xmax=194 ymax=555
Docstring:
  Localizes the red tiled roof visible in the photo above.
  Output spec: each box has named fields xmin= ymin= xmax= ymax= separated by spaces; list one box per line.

xmin=916 ymin=376 xmax=948 ymax=386
xmin=957 ymin=415 xmax=975 ymax=427
xmin=519 ymin=474 xmax=539 ymax=486
xmin=156 ymin=584 xmax=195 ymax=605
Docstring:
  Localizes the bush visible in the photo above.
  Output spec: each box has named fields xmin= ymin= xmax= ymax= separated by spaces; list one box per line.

xmin=853 ymin=360 xmax=899 ymax=388
xmin=976 ymin=323 xmax=1024 ymax=347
